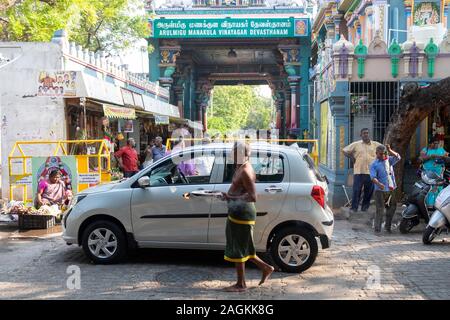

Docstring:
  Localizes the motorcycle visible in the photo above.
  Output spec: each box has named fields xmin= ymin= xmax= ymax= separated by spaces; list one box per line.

xmin=422 ymin=184 xmax=450 ymax=244
xmin=399 ymin=170 xmax=448 ymax=234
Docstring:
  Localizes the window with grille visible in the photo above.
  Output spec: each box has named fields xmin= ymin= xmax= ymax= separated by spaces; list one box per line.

xmin=349 ymin=81 xmax=399 ymax=144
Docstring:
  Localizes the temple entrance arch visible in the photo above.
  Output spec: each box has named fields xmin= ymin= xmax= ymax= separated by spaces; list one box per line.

xmin=147 ymin=7 xmax=311 ymax=137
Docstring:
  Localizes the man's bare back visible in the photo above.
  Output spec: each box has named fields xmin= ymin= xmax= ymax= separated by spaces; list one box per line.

xmin=227 ymin=162 xmax=256 ymax=202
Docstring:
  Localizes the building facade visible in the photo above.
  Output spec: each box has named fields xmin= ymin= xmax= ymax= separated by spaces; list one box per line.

xmin=147 ymin=0 xmax=312 ymax=137
xmin=0 ymin=31 xmax=196 ymax=199
xmin=311 ymin=0 xmax=450 ymax=208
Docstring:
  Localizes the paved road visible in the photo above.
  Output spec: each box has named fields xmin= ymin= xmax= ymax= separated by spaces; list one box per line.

xmin=0 ymin=219 xmax=449 ymax=300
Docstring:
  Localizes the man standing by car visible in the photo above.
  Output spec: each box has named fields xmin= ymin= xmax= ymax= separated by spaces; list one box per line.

xmin=343 ymin=128 xmax=382 ymax=213
xmin=114 ymin=138 xmax=139 ymax=178
xmin=370 ymin=144 xmax=401 ymax=233
xmin=219 ymin=141 xmax=274 ymax=292
xmin=152 ymin=136 xmax=166 ymax=162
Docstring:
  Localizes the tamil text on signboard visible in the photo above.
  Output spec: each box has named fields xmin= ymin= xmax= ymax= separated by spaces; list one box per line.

xmin=78 ymin=173 xmax=101 ymax=184
xmin=149 ymin=18 xmax=309 ymax=38
xmin=155 ymin=115 xmax=170 ymax=125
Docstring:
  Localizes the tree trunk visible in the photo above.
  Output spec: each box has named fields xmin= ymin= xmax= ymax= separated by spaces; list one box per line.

xmin=383 ymin=77 xmax=450 ymax=196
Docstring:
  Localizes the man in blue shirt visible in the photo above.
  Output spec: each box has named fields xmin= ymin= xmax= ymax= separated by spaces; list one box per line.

xmin=370 ymin=144 xmax=401 ymax=233
xmin=152 ymin=136 xmax=166 ymax=162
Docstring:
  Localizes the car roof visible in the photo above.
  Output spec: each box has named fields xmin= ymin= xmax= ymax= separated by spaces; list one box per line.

xmin=173 ymin=142 xmax=309 ymax=156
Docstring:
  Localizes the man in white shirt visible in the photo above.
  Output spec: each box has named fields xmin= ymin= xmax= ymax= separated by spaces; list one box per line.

xmin=287 ymin=133 xmax=299 ymax=149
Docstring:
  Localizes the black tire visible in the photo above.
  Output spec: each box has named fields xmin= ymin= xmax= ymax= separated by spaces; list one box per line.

xmin=269 ymin=227 xmax=318 ymax=273
xmin=81 ymin=220 xmax=127 ymax=264
xmin=422 ymin=226 xmax=437 ymax=245
xmin=399 ymin=218 xmax=415 ymax=234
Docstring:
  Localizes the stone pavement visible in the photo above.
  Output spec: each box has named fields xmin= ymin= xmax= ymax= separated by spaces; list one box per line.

xmin=0 ymin=219 xmax=449 ymax=300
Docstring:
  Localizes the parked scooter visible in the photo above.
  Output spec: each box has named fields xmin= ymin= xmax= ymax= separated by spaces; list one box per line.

xmin=422 ymin=184 xmax=450 ymax=244
xmin=400 ymin=170 xmax=448 ymax=234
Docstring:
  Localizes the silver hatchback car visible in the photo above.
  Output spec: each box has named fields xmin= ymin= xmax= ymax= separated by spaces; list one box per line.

xmin=63 ymin=143 xmax=334 ymax=273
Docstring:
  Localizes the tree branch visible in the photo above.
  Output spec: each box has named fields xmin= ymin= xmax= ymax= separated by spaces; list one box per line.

xmin=383 ymin=77 xmax=450 ymax=195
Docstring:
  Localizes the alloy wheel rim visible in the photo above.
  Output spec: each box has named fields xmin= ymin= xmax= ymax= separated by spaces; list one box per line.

xmin=278 ymin=234 xmax=310 ymax=267
xmin=88 ymin=228 xmax=118 ymax=259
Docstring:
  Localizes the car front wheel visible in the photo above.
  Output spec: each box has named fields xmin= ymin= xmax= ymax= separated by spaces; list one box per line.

xmin=82 ymin=220 xmax=127 ymax=264
xmin=270 ymin=227 xmax=318 ymax=273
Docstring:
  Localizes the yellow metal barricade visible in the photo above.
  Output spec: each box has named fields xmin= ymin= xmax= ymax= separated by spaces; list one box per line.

xmin=165 ymin=138 xmax=319 ymax=166
xmin=8 ymin=140 xmax=111 ymax=205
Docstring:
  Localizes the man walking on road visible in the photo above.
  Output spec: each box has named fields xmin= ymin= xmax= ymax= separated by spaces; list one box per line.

xmin=343 ymin=128 xmax=382 ymax=213
xmin=370 ymin=144 xmax=401 ymax=233
xmin=114 ymin=138 xmax=139 ymax=178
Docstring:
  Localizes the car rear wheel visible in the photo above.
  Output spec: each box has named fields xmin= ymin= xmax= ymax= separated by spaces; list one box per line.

xmin=270 ymin=227 xmax=318 ymax=273
xmin=82 ymin=220 xmax=127 ymax=264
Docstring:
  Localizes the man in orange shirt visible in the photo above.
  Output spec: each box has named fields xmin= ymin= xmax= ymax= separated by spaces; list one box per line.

xmin=114 ymin=138 xmax=139 ymax=178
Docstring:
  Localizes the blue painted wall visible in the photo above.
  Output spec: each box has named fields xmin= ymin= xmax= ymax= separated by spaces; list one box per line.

xmin=447 ymin=6 xmax=450 ymax=28
xmin=314 ymin=80 xmax=351 ymax=208
xmin=300 ymin=37 xmax=312 ymax=133
xmin=148 ymin=38 xmax=160 ymax=82
xmin=388 ymin=0 xmax=408 ymax=43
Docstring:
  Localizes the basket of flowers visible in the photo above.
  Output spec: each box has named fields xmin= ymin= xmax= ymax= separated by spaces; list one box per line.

xmin=111 ymin=167 xmax=124 ymax=181
xmin=14 ymin=204 xmax=60 ymax=230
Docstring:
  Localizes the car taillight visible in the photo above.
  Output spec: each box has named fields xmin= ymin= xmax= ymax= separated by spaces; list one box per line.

xmin=311 ymin=185 xmax=325 ymax=209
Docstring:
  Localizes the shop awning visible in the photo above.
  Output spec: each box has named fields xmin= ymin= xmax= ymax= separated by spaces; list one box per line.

xmin=103 ymin=104 xmax=136 ymax=119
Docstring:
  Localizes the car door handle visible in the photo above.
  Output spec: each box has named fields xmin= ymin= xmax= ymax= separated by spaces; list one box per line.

xmin=264 ymin=186 xmax=283 ymax=193
xmin=184 ymin=189 xmax=216 ymax=199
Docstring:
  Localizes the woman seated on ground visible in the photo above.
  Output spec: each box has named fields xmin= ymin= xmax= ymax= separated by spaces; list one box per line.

xmin=35 ymin=169 xmax=72 ymax=208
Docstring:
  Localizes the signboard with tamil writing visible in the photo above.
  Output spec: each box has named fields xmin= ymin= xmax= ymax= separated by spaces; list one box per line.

xmin=78 ymin=173 xmax=101 ymax=184
xmin=149 ymin=18 xmax=309 ymax=39
xmin=103 ymin=105 xmax=136 ymax=119
xmin=155 ymin=115 xmax=170 ymax=125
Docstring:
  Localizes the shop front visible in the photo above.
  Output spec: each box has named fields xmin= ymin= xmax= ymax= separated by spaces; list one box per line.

xmin=0 ymin=32 xmax=186 ymax=198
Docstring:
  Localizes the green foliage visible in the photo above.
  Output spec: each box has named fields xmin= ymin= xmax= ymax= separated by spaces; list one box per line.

xmin=207 ymin=86 xmax=273 ymax=134
xmin=0 ymin=0 xmax=149 ymax=55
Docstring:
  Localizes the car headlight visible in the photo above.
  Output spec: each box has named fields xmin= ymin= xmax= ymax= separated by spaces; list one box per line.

xmin=63 ymin=195 xmax=87 ymax=228
xmin=68 ymin=194 xmax=87 ymax=209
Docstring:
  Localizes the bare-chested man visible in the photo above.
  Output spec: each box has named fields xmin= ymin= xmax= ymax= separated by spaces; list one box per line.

xmin=219 ymin=141 xmax=274 ymax=292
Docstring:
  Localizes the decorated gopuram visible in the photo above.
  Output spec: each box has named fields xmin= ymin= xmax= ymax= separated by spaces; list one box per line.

xmin=311 ymin=0 xmax=450 ymax=207
xmin=146 ymin=0 xmax=312 ymax=136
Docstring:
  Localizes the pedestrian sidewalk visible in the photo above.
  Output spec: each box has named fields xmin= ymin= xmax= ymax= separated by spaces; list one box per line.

xmin=335 ymin=202 xmax=405 ymax=225
xmin=0 ymin=222 xmax=62 ymax=240
xmin=0 ymin=224 xmax=19 ymax=240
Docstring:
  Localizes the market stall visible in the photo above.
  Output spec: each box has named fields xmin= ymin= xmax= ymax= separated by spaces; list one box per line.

xmin=8 ymin=140 xmax=111 ymax=229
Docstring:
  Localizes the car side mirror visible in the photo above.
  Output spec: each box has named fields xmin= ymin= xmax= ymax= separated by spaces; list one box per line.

xmin=138 ymin=176 xmax=150 ymax=188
